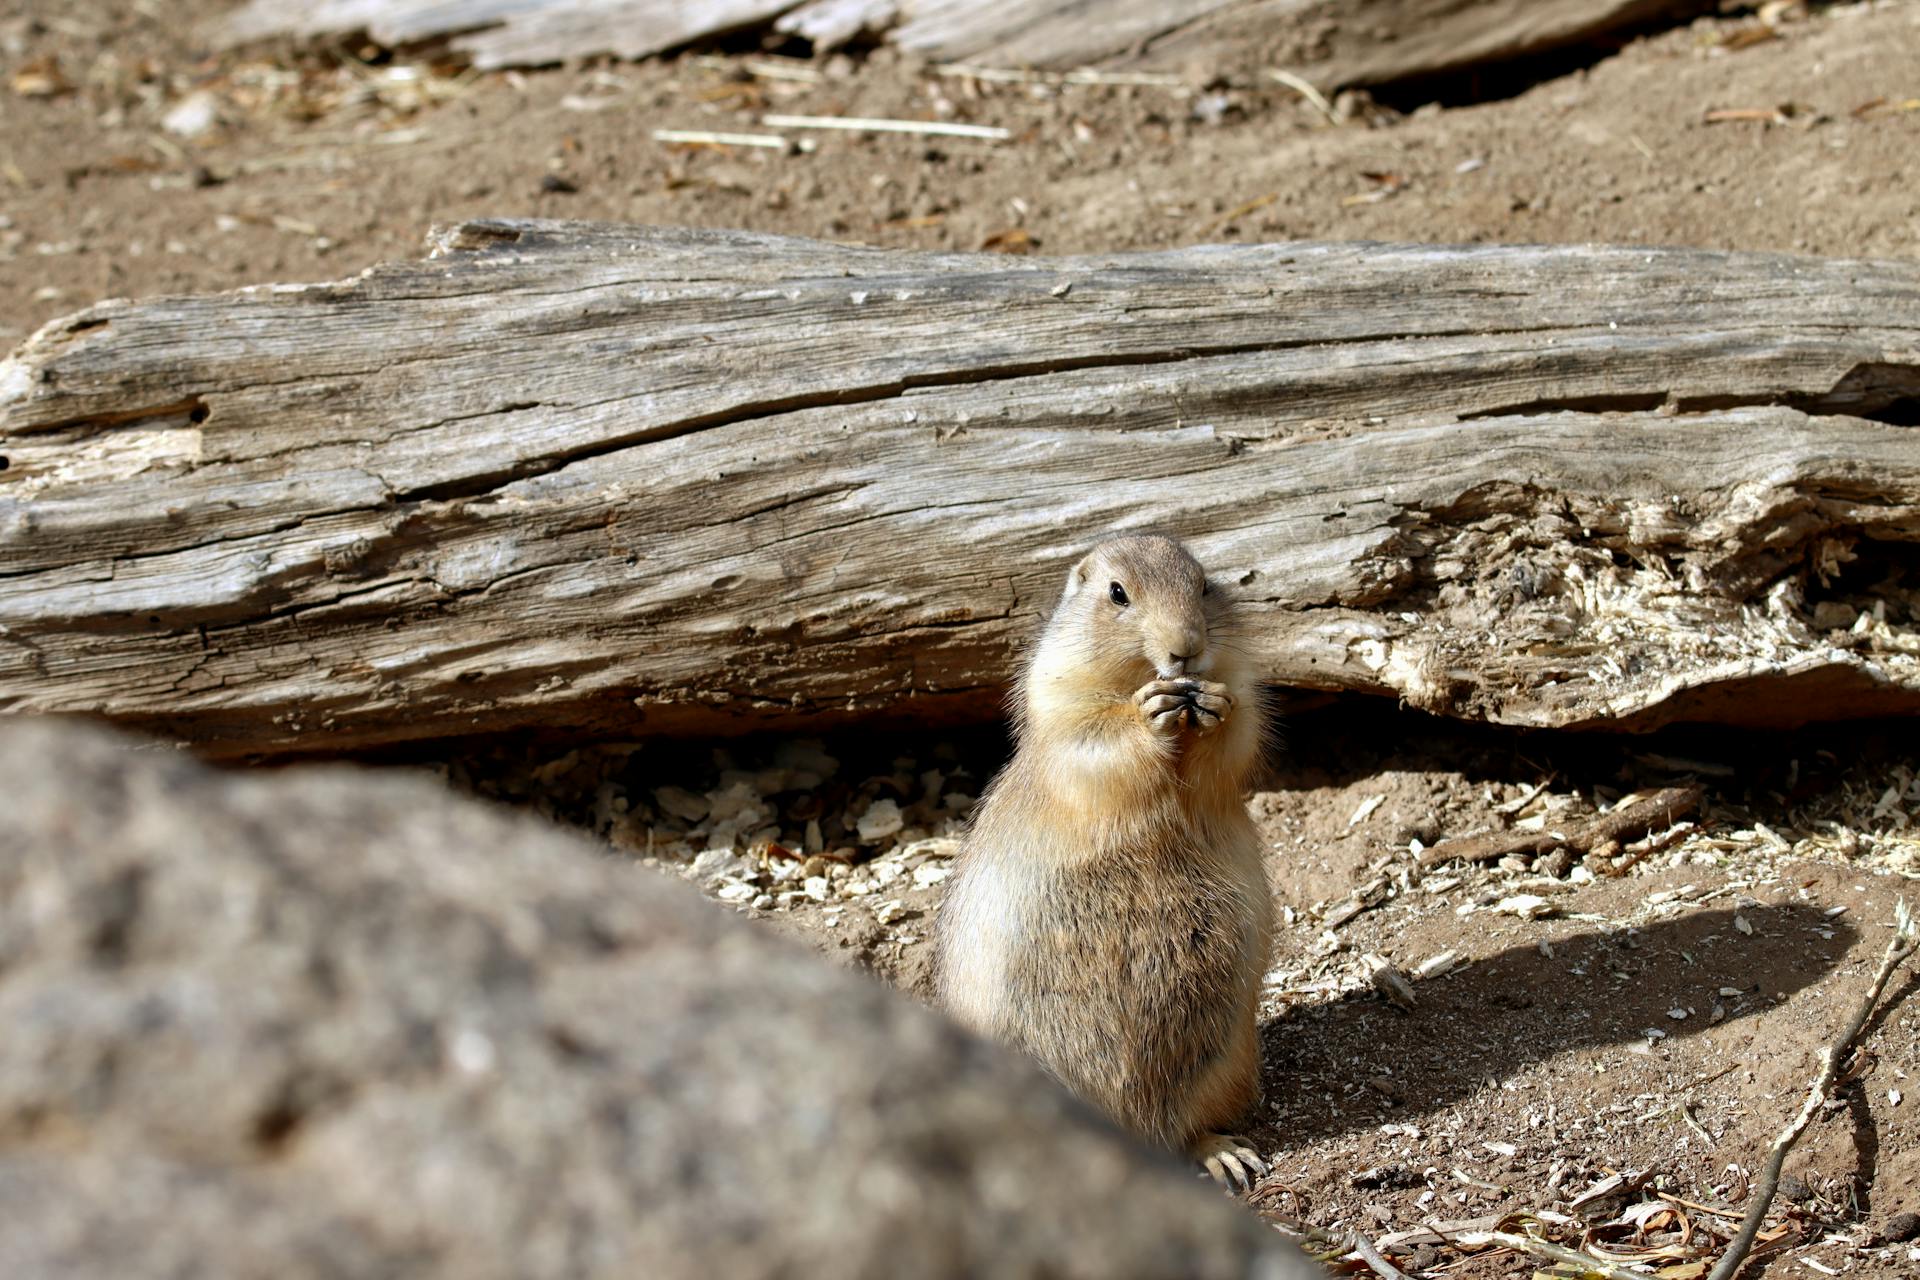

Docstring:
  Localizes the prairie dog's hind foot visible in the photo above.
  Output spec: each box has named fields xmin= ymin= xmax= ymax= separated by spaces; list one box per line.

xmin=1190 ymin=1131 xmax=1266 ymax=1192
xmin=1134 ymin=679 xmax=1233 ymax=735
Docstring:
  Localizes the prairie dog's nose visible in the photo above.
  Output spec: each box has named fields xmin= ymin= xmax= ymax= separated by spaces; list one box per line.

xmin=1156 ymin=629 xmax=1207 ymax=677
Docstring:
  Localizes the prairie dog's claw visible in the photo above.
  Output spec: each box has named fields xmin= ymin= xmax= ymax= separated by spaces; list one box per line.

xmin=1192 ymin=1132 xmax=1266 ymax=1192
xmin=1134 ymin=679 xmax=1232 ymax=735
xmin=1185 ymin=680 xmax=1232 ymax=732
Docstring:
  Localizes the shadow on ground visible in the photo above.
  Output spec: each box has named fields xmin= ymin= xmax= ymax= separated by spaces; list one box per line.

xmin=1253 ymin=904 xmax=1856 ymax=1148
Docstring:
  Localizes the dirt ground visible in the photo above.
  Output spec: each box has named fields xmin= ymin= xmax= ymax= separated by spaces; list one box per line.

xmin=7 ymin=1 xmax=1920 ymax=1275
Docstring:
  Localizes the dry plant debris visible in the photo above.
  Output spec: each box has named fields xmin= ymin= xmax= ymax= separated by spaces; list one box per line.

xmin=443 ymin=734 xmax=983 ymax=985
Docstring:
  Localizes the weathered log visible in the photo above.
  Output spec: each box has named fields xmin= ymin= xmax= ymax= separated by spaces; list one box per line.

xmin=3 ymin=220 xmax=1918 ymax=758
xmin=218 ymin=1 xmax=800 ymax=68
xmin=887 ymin=0 xmax=1718 ymax=89
xmin=215 ymin=0 xmax=1717 ymax=90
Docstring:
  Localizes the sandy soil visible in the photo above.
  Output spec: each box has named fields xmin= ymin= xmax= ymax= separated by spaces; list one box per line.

xmin=7 ymin=0 xmax=1920 ymax=1274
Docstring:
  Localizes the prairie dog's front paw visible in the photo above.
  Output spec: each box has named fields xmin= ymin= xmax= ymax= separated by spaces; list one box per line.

xmin=1134 ymin=679 xmax=1232 ymax=734
xmin=1135 ymin=678 xmax=1196 ymax=735
xmin=1184 ymin=680 xmax=1232 ymax=733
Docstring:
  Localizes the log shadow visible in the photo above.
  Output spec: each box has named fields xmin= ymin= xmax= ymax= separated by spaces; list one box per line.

xmin=1252 ymin=904 xmax=1856 ymax=1147
xmin=1258 ymin=698 xmax=1919 ymax=814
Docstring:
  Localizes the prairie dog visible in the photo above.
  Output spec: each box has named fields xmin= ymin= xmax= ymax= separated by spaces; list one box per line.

xmin=936 ymin=534 xmax=1273 ymax=1189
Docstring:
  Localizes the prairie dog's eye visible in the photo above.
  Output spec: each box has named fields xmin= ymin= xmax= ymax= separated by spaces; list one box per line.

xmin=1201 ymin=581 xmax=1212 ymax=597
xmin=1108 ymin=581 xmax=1129 ymax=607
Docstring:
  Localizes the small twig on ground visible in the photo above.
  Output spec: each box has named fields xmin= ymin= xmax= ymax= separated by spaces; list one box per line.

xmin=1348 ymin=1230 xmax=1412 ymax=1280
xmin=932 ymin=63 xmax=1186 ymax=87
xmin=1205 ymin=192 xmax=1278 ymax=234
xmin=1269 ymin=1216 xmax=1364 ymax=1264
xmin=1495 ymin=773 xmax=1557 ymax=816
xmin=1419 ymin=784 xmax=1702 ymax=868
xmin=652 ymin=129 xmax=809 ymax=151
xmin=1268 ymin=1215 xmax=1344 ymax=1251
xmin=1603 ymin=820 xmax=1696 ymax=878
xmin=1680 ymin=1100 xmax=1717 ymax=1148
xmin=1575 ymin=785 xmax=1703 ymax=854
xmin=1265 ymin=69 xmax=1339 ymax=125
xmin=1683 ymin=1062 xmax=1744 ymax=1094
xmin=1416 ymin=827 xmax=1555 ymax=867
xmin=1659 ymin=1191 xmax=1745 ymax=1221
xmin=1706 ymin=899 xmax=1917 ymax=1280
xmin=690 ymin=54 xmax=824 ymax=83
xmin=761 ymin=113 xmax=1010 ymax=141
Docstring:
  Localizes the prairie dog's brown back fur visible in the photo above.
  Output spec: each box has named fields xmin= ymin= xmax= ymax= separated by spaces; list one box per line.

xmin=935 ymin=535 xmax=1273 ymax=1163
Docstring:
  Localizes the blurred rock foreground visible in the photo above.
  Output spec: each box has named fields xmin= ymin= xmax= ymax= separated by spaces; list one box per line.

xmin=0 ymin=718 xmax=1312 ymax=1280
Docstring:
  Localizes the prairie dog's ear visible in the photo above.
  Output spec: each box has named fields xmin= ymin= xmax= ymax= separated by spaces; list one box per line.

xmin=1063 ymin=552 xmax=1095 ymax=597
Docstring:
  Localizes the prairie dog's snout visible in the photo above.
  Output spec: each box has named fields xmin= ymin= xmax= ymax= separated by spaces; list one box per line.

xmin=1151 ymin=614 xmax=1210 ymax=679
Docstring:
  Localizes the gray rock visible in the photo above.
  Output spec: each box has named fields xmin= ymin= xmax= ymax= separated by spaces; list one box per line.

xmin=0 ymin=720 xmax=1313 ymax=1280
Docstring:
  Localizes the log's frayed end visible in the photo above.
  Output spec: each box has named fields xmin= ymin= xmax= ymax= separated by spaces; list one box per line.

xmin=0 ymin=353 xmax=31 ymax=407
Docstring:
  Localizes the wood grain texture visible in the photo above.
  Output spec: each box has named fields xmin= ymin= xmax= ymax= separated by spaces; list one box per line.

xmin=1055 ymin=0 xmax=1720 ymax=88
xmin=215 ymin=0 xmax=1716 ymax=88
xmin=220 ymin=0 xmax=802 ymax=69
xmin=777 ymin=0 xmax=901 ymax=51
xmin=3 ymin=220 xmax=1917 ymax=758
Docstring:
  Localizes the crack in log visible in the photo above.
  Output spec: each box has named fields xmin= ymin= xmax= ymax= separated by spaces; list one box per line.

xmin=1 ymin=395 xmax=209 ymax=439
xmin=733 ymin=481 xmax=870 ymax=526
xmin=891 ymin=615 xmax=1015 ymax=636
xmin=1116 ymin=2 xmax=1242 ymax=63
xmin=388 ymin=337 xmax=1359 ymax=503
xmin=751 ymin=491 xmax=1035 ymax=556
xmin=1457 ymin=360 xmax=1920 ymax=428
xmin=1460 ymin=393 xmax=1671 ymax=419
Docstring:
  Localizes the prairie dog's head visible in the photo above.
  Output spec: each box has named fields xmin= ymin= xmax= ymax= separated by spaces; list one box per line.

xmin=1028 ymin=535 xmax=1236 ymax=699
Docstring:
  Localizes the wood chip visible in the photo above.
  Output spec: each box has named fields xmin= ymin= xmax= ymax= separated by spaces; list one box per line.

xmin=1371 ymin=962 xmax=1418 ymax=1011
xmin=10 ymin=56 xmax=72 ymax=99
xmin=1494 ymin=894 xmax=1553 ymax=919
xmin=1568 ymin=1172 xmax=1628 ymax=1209
xmin=1495 ymin=775 xmax=1557 ymax=815
xmin=1348 ymin=793 xmax=1387 ymax=827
